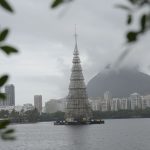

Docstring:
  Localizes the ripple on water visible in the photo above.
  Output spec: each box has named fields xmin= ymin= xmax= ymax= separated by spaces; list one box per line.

xmin=0 ymin=119 xmax=150 ymax=150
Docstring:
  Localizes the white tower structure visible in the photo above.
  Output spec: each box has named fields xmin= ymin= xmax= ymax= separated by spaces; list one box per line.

xmin=65 ymin=29 xmax=92 ymax=122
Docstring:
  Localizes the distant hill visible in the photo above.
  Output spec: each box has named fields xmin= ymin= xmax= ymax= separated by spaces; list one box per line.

xmin=87 ymin=68 xmax=150 ymax=98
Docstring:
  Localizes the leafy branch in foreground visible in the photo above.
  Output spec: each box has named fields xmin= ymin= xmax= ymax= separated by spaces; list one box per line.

xmin=51 ymin=0 xmax=150 ymax=44
xmin=0 ymin=28 xmax=18 ymax=55
xmin=51 ymin=0 xmax=73 ymax=8
xmin=116 ymin=0 xmax=150 ymax=43
xmin=0 ymin=0 xmax=17 ymax=141
xmin=0 ymin=75 xmax=8 ymax=100
xmin=0 ymin=0 xmax=14 ymax=13
xmin=0 ymin=120 xmax=15 ymax=140
xmin=0 ymin=75 xmax=15 ymax=140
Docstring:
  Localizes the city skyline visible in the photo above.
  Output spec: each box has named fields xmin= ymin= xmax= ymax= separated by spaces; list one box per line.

xmin=1 ymin=88 xmax=150 ymax=113
xmin=0 ymin=0 xmax=150 ymax=105
xmin=1 ymin=82 xmax=150 ymax=109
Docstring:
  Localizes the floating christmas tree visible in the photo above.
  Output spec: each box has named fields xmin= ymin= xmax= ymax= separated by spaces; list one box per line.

xmin=65 ymin=29 xmax=92 ymax=123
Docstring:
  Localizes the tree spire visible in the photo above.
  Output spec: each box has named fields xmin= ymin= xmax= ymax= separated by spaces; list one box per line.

xmin=75 ymin=24 xmax=77 ymax=45
xmin=74 ymin=24 xmax=79 ymax=55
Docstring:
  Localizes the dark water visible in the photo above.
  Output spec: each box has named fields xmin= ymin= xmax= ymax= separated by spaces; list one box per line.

xmin=0 ymin=119 xmax=150 ymax=150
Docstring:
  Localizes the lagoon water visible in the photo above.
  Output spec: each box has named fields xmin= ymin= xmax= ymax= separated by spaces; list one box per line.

xmin=0 ymin=119 xmax=150 ymax=150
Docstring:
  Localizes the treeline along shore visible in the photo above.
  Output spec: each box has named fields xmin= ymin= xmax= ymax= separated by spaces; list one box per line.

xmin=0 ymin=108 xmax=150 ymax=123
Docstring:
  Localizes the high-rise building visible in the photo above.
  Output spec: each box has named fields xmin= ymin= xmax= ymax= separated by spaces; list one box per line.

xmin=130 ymin=93 xmax=142 ymax=110
xmin=104 ymin=91 xmax=112 ymax=111
xmin=3 ymin=84 xmax=15 ymax=106
xmin=0 ymin=91 xmax=4 ymax=106
xmin=45 ymin=100 xmax=57 ymax=114
xmin=104 ymin=91 xmax=112 ymax=101
xmin=111 ymin=98 xmax=119 ymax=111
xmin=141 ymin=96 xmax=147 ymax=110
xmin=143 ymin=95 xmax=150 ymax=108
xmin=34 ymin=95 xmax=42 ymax=114
xmin=100 ymin=100 xmax=108 ymax=111
xmin=65 ymin=31 xmax=92 ymax=122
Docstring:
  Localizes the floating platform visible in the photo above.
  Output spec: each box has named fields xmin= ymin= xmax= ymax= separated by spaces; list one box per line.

xmin=54 ymin=119 xmax=105 ymax=125
xmin=90 ymin=119 xmax=104 ymax=124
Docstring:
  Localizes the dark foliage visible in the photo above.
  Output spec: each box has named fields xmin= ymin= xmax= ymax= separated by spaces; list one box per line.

xmin=116 ymin=0 xmax=150 ymax=43
xmin=51 ymin=0 xmax=150 ymax=43
xmin=0 ymin=109 xmax=65 ymax=123
xmin=0 ymin=0 xmax=17 ymax=140
xmin=40 ymin=111 xmax=65 ymax=121
xmin=51 ymin=0 xmax=73 ymax=8
xmin=0 ymin=0 xmax=14 ymax=13
xmin=93 ymin=108 xmax=150 ymax=119
xmin=1 ymin=109 xmax=150 ymax=123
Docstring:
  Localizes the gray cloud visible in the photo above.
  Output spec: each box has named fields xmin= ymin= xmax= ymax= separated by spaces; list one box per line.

xmin=0 ymin=0 xmax=150 ymax=105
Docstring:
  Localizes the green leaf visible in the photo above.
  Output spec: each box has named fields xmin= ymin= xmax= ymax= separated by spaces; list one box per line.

xmin=128 ymin=0 xmax=138 ymax=5
xmin=0 ymin=45 xmax=18 ymax=55
xmin=3 ymin=129 xmax=14 ymax=134
xmin=115 ymin=4 xmax=131 ymax=11
xmin=1 ymin=136 xmax=15 ymax=140
xmin=126 ymin=31 xmax=138 ymax=42
xmin=0 ymin=0 xmax=14 ymax=13
xmin=51 ymin=0 xmax=64 ymax=8
xmin=0 ymin=29 xmax=9 ymax=41
xmin=1 ymin=131 xmax=15 ymax=140
xmin=140 ymin=14 xmax=146 ymax=32
xmin=0 ymin=93 xmax=6 ymax=99
xmin=0 ymin=120 xmax=10 ymax=129
xmin=0 ymin=75 xmax=8 ymax=87
xmin=127 ymin=14 xmax=132 ymax=24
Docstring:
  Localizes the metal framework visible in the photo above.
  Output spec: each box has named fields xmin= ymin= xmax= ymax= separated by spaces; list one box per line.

xmin=65 ymin=31 xmax=92 ymax=122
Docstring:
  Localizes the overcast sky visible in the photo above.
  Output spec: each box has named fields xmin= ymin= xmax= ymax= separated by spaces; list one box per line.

xmin=0 ymin=0 xmax=150 ymax=105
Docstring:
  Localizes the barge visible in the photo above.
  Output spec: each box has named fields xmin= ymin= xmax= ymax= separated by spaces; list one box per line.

xmin=54 ymin=119 xmax=105 ymax=125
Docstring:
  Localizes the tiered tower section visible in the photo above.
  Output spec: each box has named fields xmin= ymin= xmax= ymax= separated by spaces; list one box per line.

xmin=66 ymin=31 xmax=92 ymax=122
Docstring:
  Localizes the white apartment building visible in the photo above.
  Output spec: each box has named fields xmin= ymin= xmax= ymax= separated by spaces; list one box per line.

xmin=23 ymin=103 xmax=34 ymax=112
xmin=120 ymin=98 xmax=128 ymax=110
xmin=111 ymin=98 xmax=120 ymax=111
xmin=100 ymin=100 xmax=108 ymax=112
xmin=130 ymin=93 xmax=142 ymax=110
xmin=89 ymin=97 xmax=101 ymax=111
xmin=143 ymin=95 xmax=150 ymax=108
xmin=0 ymin=106 xmax=15 ymax=112
xmin=45 ymin=98 xmax=66 ymax=114
xmin=104 ymin=91 xmax=112 ymax=111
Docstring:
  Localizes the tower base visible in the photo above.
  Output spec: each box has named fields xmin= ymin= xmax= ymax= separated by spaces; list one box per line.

xmin=54 ymin=119 xmax=104 ymax=125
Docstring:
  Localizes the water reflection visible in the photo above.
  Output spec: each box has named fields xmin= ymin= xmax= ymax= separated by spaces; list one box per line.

xmin=65 ymin=125 xmax=90 ymax=150
xmin=0 ymin=119 xmax=150 ymax=150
